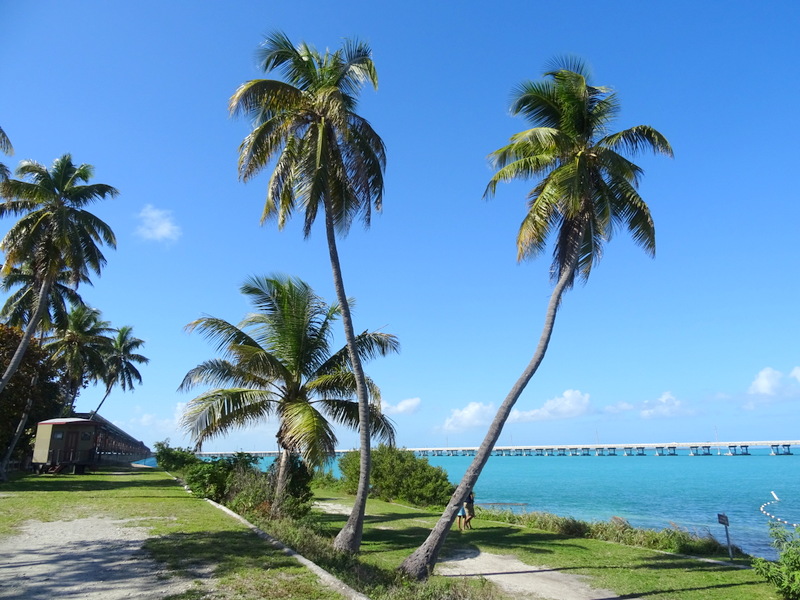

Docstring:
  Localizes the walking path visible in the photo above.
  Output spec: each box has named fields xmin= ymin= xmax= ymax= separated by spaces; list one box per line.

xmin=0 ymin=516 xmax=202 ymax=599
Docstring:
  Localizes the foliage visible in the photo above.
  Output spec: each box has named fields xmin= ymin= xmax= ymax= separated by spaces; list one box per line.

xmin=153 ymin=440 xmax=201 ymax=472
xmin=339 ymin=445 xmax=455 ymax=506
xmin=180 ymin=275 xmax=397 ymax=465
xmin=185 ymin=459 xmax=236 ymax=503
xmin=0 ymin=324 xmax=65 ymax=460
xmin=753 ymin=522 xmax=800 ymax=599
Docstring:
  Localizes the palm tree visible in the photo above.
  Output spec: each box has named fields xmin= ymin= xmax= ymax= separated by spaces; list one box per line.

xmin=229 ymin=32 xmax=386 ymax=550
xmin=1 ymin=264 xmax=88 ymax=335
xmin=179 ymin=274 xmax=397 ymax=514
xmin=45 ymin=305 xmax=113 ymax=414
xmin=400 ymin=58 xmax=673 ymax=579
xmin=90 ymin=325 xmax=149 ymax=418
xmin=0 ymin=126 xmax=12 ymax=181
xmin=0 ymin=154 xmax=117 ymax=397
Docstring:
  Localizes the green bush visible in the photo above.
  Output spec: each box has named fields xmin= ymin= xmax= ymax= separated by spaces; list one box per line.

xmin=753 ymin=523 xmax=800 ymax=599
xmin=184 ymin=459 xmax=232 ymax=502
xmin=339 ymin=445 xmax=455 ymax=507
xmin=153 ymin=440 xmax=200 ymax=472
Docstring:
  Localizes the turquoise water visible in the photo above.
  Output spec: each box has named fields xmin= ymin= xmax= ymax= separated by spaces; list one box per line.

xmin=425 ymin=450 xmax=800 ymax=559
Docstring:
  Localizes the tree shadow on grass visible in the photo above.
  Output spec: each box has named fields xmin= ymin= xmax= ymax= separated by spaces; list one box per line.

xmin=2 ymin=473 xmax=180 ymax=494
xmin=145 ymin=529 xmax=300 ymax=577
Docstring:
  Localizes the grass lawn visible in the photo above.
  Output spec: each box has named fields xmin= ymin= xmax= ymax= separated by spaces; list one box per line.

xmin=301 ymin=487 xmax=779 ymax=600
xmin=0 ymin=469 xmax=344 ymax=600
xmin=0 ymin=471 xmax=781 ymax=600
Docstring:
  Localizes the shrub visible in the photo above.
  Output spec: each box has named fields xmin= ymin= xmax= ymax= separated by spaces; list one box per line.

xmin=184 ymin=459 xmax=232 ymax=502
xmin=339 ymin=444 xmax=456 ymax=507
xmin=153 ymin=440 xmax=200 ymax=472
xmin=753 ymin=523 xmax=800 ymax=599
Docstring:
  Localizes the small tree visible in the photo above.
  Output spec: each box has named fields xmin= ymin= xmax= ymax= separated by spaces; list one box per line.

xmin=753 ymin=522 xmax=800 ymax=600
xmin=339 ymin=445 xmax=455 ymax=507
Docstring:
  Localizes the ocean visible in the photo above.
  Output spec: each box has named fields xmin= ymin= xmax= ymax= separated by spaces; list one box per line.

xmin=424 ymin=449 xmax=800 ymax=559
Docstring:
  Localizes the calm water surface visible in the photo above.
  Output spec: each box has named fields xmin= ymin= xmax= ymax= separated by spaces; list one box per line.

xmin=426 ymin=450 xmax=800 ymax=559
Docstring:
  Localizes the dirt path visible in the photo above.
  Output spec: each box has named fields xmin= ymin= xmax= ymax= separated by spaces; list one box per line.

xmin=437 ymin=548 xmax=640 ymax=600
xmin=0 ymin=516 xmax=204 ymax=599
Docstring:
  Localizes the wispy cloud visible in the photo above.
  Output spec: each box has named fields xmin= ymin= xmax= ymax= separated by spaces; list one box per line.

xmin=603 ymin=401 xmax=635 ymax=414
xmin=382 ymin=397 xmax=421 ymax=416
xmin=640 ymin=392 xmax=689 ymax=419
xmin=442 ymin=402 xmax=495 ymax=432
xmin=748 ymin=367 xmax=783 ymax=395
xmin=136 ymin=204 xmax=182 ymax=242
xmin=509 ymin=389 xmax=590 ymax=423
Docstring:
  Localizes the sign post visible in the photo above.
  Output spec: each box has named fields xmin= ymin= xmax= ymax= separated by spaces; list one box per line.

xmin=718 ymin=513 xmax=734 ymax=560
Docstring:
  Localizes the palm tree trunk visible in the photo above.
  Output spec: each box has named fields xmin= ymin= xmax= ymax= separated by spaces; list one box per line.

xmin=323 ymin=203 xmax=372 ymax=554
xmin=271 ymin=447 xmax=291 ymax=518
xmin=399 ymin=255 xmax=579 ymax=579
xmin=0 ymin=278 xmax=51 ymax=397
xmin=89 ymin=385 xmax=113 ymax=419
xmin=0 ymin=372 xmax=40 ymax=482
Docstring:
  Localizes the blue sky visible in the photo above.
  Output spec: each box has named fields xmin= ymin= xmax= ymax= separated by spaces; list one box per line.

xmin=2 ymin=1 xmax=798 ymax=453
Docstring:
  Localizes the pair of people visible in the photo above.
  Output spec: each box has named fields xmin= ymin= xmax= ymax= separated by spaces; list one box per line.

xmin=456 ymin=491 xmax=475 ymax=530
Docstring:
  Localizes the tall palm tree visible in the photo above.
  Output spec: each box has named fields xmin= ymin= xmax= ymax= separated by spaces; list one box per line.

xmin=0 ymin=126 xmax=12 ymax=181
xmin=229 ymin=32 xmax=386 ymax=550
xmin=90 ymin=325 xmax=149 ymax=418
xmin=45 ymin=305 xmax=113 ymax=414
xmin=400 ymin=58 xmax=672 ymax=579
xmin=179 ymin=275 xmax=397 ymax=513
xmin=0 ymin=154 xmax=117 ymax=397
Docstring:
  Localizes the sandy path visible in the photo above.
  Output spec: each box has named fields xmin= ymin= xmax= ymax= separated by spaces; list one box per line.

xmin=437 ymin=548 xmax=640 ymax=600
xmin=0 ymin=517 xmax=203 ymax=599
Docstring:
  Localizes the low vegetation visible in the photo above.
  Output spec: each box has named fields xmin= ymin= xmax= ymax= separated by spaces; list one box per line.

xmin=478 ymin=507 xmax=744 ymax=557
xmin=753 ymin=522 xmax=800 ymax=599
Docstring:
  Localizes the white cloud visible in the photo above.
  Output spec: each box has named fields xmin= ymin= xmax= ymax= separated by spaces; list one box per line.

xmin=509 ymin=390 xmax=590 ymax=423
xmin=603 ymin=401 xmax=635 ymax=414
xmin=443 ymin=402 xmax=495 ymax=432
xmin=640 ymin=392 xmax=687 ymax=419
xmin=382 ymin=397 xmax=421 ymax=416
xmin=748 ymin=367 xmax=782 ymax=395
xmin=136 ymin=204 xmax=182 ymax=242
xmin=790 ymin=367 xmax=800 ymax=383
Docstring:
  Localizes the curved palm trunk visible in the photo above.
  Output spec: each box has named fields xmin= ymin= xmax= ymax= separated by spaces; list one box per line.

xmin=89 ymin=385 xmax=113 ymax=419
xmin=0 ymin=372 xmax=40 ymax=482
xmin=0 ymin=278 xmax=52 ymax=397
xmin=324 ymin=204 xmax=373 ymax=553
xmin=399 ymin=256 xmax=579 ymax=579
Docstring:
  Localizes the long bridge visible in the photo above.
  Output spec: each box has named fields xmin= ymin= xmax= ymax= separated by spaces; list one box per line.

xmin=197 ymin=440 xmax=799 ymax=460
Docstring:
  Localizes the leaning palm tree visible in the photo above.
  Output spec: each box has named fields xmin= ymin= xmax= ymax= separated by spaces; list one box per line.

xmin=179 ymin=275 xmax=397 ymax=514
xmin=45 ymin=305 xmax=113 ymax=414
xmin=0 ymin=154 xmax=117 ymax=397
xmin=90 ymin=325 xmax=149 ymax=418
xmin=400 ymin=58 xmax=673 ymax=579
xmin=229 ymin=32 xmax=386 ymax=550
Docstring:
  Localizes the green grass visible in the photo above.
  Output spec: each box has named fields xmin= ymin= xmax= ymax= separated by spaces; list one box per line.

xmin=263 ymin=486 xmax=778 ymax=600
xmin=0 ymin=473 xmax=781 ymax=600
xmin=0 ymin=469 xmax=344 ymax=600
